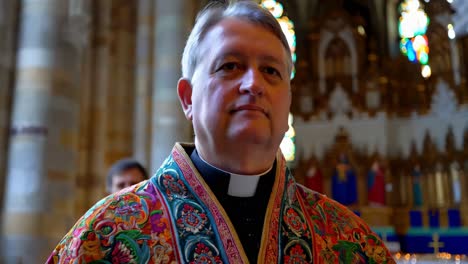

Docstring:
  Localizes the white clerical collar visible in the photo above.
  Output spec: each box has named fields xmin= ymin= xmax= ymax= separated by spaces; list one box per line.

xmin=198 ymin=154 xmax=272 ymax=197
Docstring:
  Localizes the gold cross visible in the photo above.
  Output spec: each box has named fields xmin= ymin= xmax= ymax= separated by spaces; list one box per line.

xmin=428 ymin=233 xmax=445 ymax=254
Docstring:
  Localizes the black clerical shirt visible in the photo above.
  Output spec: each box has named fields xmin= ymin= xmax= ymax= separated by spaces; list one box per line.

xmin=189 ymin=148 xmax=276 ymax=263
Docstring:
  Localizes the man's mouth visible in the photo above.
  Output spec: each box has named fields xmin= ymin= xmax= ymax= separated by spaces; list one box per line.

xmin=231 ymin=105 xmax=268 ymax=116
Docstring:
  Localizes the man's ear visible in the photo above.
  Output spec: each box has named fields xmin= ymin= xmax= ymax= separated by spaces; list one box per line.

xmin=177 ymin=78 xmax=193 ymax=120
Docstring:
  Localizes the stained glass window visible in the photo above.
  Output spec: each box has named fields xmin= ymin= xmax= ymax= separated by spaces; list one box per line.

xmin=398 ymin=0 xmax=431 ymax=78
xmin=261 ymin=0 xmax=296 ymax=163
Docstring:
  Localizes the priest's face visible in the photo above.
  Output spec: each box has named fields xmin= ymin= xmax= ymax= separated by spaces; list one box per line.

xmin=178 ymin=18 xmax=291 ymax=168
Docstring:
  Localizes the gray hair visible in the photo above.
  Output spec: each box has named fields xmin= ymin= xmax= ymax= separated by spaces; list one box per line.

xmin=181 ymin=0 xmax=293 ymax=81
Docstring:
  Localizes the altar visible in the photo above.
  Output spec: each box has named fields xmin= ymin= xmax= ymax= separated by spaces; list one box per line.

xmin=292 ymin=126 xmax=468 ymax=256
xmin=284 ymin=0 xmax=468 ymax=258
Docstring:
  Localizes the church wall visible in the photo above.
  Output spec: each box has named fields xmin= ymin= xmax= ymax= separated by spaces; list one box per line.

xmin=133 ymin=0 xmax=155 ymax=169
xmin=73 ymin=0 xmax=138 ymax=215
xmin=431 ymin=12 xmax=462 ymax=86
xmin=0 ymin=0 xmax=19 ymax=211
xmin=0 ymin=0 xmax=87 ymax=261
xmin=150 ymin=0 xmax=197 ymax=172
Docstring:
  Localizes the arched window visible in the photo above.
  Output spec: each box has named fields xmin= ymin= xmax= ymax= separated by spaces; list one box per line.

xmin=398 ymin=0 xmax=431 ymax=78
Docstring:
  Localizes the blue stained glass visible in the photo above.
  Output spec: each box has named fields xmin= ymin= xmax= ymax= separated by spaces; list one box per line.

xmin=407 ymin=42 xmax=417 ymax=62
xmin=407 ymin=45 xmax=416 ymax=62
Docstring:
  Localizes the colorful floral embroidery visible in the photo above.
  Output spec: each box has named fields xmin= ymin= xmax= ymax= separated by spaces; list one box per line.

xmin=47 ymin=180 xmax=177 ymax=264
xmin=160 ymin=169 xmax=189 ymax=201
xmin=297 ymin=185 xmax=396 ymax=264
xmin=363 ymin=234 xmax=390 ymax=264
xmin=284 ymin=243 xmax=309 ymax=264
xmin=155 ymin=158 xmax=227 ymax=263
xmin=280 ymin=175 xmax=313 ymax=263
xmin=173 ymin=147 xmax=247 ymax=263
xmin=283 ymin=206 xmax=308 ymax=237
xmin=190 ymin=242 xmax=223 ymax=264
xmin=176 ymin=203 xmax=209 ymax=235
xmin=48 ymin=143 xmax=395 ymax=264
xmin=260 ymin=158 xmax=287 ymax=264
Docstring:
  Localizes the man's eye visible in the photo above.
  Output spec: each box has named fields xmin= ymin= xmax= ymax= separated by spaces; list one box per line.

xmin=217 ymin=62 xmax=240 ymax=72
xmin=263 ymin=67 xmax=282 ymax=78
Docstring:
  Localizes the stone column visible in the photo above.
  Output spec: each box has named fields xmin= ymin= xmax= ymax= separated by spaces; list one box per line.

xmin=386 ymin=0 xmax=400 ymax=58
xmin=74 ymin=0 xmax=111 ymax=212
xmin=151 ymin=0 xmax=195 ymax=172
xmin=74 ymin=0 xmax=138 ymax=211
xmin=133 ymin=0 xmax=154 ymax=168
xmin=94 ymin=1 xmax=137 ymax=172
xmin=0 ymin=0 xmax=19 ymax=212
xmin=0 ymin=0 xmax=84 ymax=262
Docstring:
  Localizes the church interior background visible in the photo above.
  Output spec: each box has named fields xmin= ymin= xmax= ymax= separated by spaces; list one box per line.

xmin=1 ymin=0 xmax=468 ymax=262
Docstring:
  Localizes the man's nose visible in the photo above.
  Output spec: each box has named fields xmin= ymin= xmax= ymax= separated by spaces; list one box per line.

xmin=239 ymin=69 xmax=265 ymax=96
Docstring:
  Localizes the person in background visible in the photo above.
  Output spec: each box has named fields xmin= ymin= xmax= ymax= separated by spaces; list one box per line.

xmin=106 ymin=158 xmax=149 ymax=193
xmin=48 ymin=1 xmax=395 ymax=263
